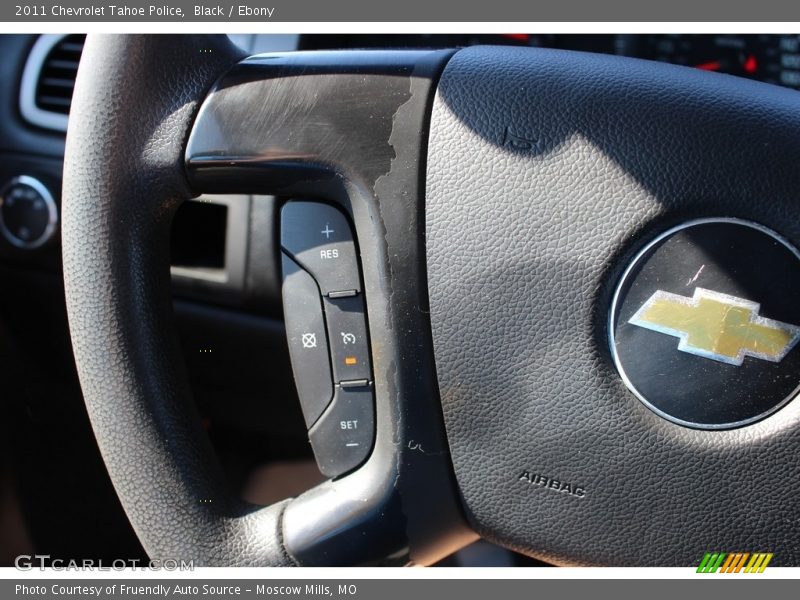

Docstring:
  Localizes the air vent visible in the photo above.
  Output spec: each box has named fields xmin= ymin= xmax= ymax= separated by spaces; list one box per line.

xmin=35 ymin=35 xmax=84 ymax=115
xmin=20 ymin=34 xmax=85 ymax=132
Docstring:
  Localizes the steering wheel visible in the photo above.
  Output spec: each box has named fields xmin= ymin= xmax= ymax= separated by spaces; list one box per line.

xmin=62 ymin=34 xmax=800 ymax=566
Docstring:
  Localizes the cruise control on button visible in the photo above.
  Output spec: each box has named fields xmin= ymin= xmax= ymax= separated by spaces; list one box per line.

xmin=324 ymin=295 xmax=372 ymax=383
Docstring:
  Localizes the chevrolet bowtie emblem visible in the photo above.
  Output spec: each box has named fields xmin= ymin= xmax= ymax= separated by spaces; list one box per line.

xmin=629 ymin=287 xmax=800 ymax=366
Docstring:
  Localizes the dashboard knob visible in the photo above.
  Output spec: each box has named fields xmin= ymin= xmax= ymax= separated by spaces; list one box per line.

xmin=0 ymin=175 xmax=58 ymax=249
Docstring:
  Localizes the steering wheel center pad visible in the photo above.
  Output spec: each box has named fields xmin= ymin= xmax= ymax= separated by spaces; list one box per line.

xmin=426 ymin=46 xmax=800 ymax=566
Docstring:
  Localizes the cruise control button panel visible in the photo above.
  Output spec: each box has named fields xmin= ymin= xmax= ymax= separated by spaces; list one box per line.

xmin=280 ymin=200 xmax=375 ymax=478
xmin=281 ymin=201 xmax=361 ymax=295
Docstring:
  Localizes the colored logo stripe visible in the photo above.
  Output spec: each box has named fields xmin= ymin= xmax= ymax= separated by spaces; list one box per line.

xmin=697 ymin=552 xmax=773 ymax=573
xmin=719 ymin=553 xmax=749 ymax=573
xmin=744 ymin=553 xmax=773 ymax=573
xmin=697 ymin=553 xmax=726 ymax=573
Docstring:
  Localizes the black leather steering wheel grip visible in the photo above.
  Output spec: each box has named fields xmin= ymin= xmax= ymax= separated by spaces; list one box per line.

xmin=63 ymin=34 xmax=295 ymax=565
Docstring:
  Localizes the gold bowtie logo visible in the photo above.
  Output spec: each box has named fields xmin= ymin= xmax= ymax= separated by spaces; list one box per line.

xmin=629 ymin=288 xmax=800 ymax=366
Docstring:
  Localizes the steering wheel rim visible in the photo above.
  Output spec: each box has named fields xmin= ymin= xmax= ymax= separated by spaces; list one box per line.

xmin=62 ymin=34 xmax=296 ymax=565
xmin=63 ymin=35 xmax=800 ymax=566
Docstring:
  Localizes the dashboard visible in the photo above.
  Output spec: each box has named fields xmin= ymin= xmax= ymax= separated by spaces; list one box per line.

xmin=304 ymin=34 xmax=800 ymax=91
xmin=623 ymin=34 xmax=800 ymax=89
